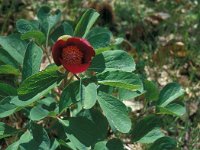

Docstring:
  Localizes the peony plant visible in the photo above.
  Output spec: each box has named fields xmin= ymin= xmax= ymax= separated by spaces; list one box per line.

xmin=0 ymin=6 xmax=185 ymax=150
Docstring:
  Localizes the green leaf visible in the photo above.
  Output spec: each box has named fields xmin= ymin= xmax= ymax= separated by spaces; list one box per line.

xmin=21 ymin=31 xmax=46 ymax=45
xmin=97 ymin=91 xmax=131 ymax=133
xmin=7 ymin=123 xmax=51 ymax=150
xmin=22 ymin=42 xmax=43 ymax=80
xmin=0 ymin=34 xmax=27 ymax=64
xmin=89 ymin=50 xmax=135 ymax=73
xmin=149 ymin=136 xmax=177 ymax=150
xmin=95 ymin=47 xmax=112 ymax=55
xmin=29 ymin=105 xmax=49 ymax=121
xmin=0 ymin=97 xmax=18 ymax=118
xmin=86 ymin=27 xmax=111 ymax=49
xmin=78 ymin=109 xmax=108 ymax=140
xmin=0 ymin=82 xmax=17 ymax=96
xmin=59 ymin=81 xmax=97 ymax=112
xmin=70 ymin=102 xmax=84 ymax=117
xmin=0 ymin=122 xmax=18 ymax=139
xmin=18 ymin=66 xmax=64 ymax=100
xmin=39 ymin=96 xmax=56 ymax=106
xmin=157 ymin=83 xmax=184 ymax=107
xmin=12 ymin=90 xmax=56 ymax=107
xmin=82 ymin=83 xmax=97 ymax=109
xmin=50 ymin=139 xmax=59 ymax=150
xmin=97 ymin=71 xmax=143 ymax=91
xmin=13 ymin=77 xmax=62 ymax=107
xmin=106 ymin=139 xmax=124 ymax=150
xmin=144 ymin=80 xmax=159 ymax=101
xmin=0 ymin=48 xmax=18 ymax=68
xmin=137 ymin=128 xmax=165 ymax=144
xmin=16 ymin=19 xmax=39 ymax=33
xmin=0 ymin=65 xmax=20 ymax=76
xmin=59 ymin=117 xmax=103 ymax=149
xmin=132 ymin=115 xmax=162 ymax=142
xmin=59 ymin=80 xmax=81 ymax=113
xmin=57 ymin=140 xmax=77 ymax=150
xmin=6 ymin=141 xmax=19 ymax=150
xmin=37 ymin=6 xmax=61 ymax=35
xmin=30 ymin=97 xmax=57 ymax=121
xmin=37 ymin=6 xmax=51 ymax=20
xmin=157 ymin=103 xmax=186 ymax=117
xmin=118 ymin=89 xmax=144 ymax=100
xmin=50 ymin=21 xmax=73 ymax=42
xmin=74 ymin=9 xmax=100 ymax=38
xmin=93 ymin=141 xmax=107 ymax=150
xmin=94 ymin=139 xmax=124 ymax=150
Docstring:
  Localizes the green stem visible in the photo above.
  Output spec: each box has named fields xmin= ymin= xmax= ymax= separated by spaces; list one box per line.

xmin=79 ymin=77 xmax=83 ymax=104
xmin=73 ymin=74 xmax=83 ymax=104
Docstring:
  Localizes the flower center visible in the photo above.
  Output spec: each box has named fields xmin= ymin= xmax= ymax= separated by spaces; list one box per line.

xmin=62 ymin=46 xmax=83 ymax=65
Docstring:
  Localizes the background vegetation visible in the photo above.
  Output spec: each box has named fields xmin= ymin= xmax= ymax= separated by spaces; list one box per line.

xmin=0 ymin=0 xmax=199 ymax=149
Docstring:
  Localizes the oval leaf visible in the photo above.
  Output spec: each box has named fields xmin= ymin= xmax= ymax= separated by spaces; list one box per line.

xmin=149 ymin=136 xmax=177 ymax=150
xmin=97 ymin=71 xmax=143 ymax=91
xmin=86 ymin=27 xmax=111 ymax=49
xmin=83 ymin=83 xmax=97 ymax=109
xmin=74 ymin=9 xmax=100 ymax=38
xmin=16 ymin=19 xmax=39 ymax=33
xmin=89 ymin=50 xmax=135 ymax=73
xmin=144 ymin=80 xmax=159 ymax=101
xmin=59 ymin=117 xmax=103 ymax=149
xmin=157 ymin=83 xmax=184 ymax=107
xmin=29 ymin=104 xmax=49 ymax=121
xmin=59 ymin=80 xmax=81 ymax=113
xmin=18 ymin=66 xmax=64 ymax=100
xmin=78 ymin=109 xmax=108 ymax=140
xmin=0 ymin=97 xmax=18 ymax=118
xmin=0 ymin=65 xmax=20 ymax=76
xmin=137 ymin=128 xmax=165 ymax=144
xmin=37 ymin=6 xmax=61 ymax=35
xmin=22 ymin=42 xmax=43 ymax=80
xmin=132 ymin=115 xmax=162 ymax=142
xmin=6 ymin=123 xmax=51 ymax=150
xmin=0 ymin=34 xmax=27 ymax=64
xmin=157 ymin=103 xmax=186 ymax=117
xmin=0 ymin=82 xmax=17 ymax=96
xmin=0 ymin=49 xmax=19 ymax=68
xmin=97 ymin=91 xmax=132 ymax=133
xmin=21 ymin=31 xmax=46 ymax=45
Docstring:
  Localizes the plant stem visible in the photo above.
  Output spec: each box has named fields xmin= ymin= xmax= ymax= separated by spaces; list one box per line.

xmin=79 ymin=77 xmax=83 ymax=104
xmin=44 ymin=30 xmax=52 ymax=63
xmin=74 ymin=74 xmax=80 ymax=80
xmin=73 ymin=74 xmax=83 ymax=104
xmin=44 ymin=46 xmax=52 ymax=63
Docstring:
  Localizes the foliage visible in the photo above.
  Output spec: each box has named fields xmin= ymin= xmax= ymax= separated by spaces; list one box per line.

xmin=0 ymin=3 xmax=189 ymax=150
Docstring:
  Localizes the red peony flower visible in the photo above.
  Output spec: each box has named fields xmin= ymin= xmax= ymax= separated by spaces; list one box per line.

xmin=52 ymin=35 xmax=95 ymax=74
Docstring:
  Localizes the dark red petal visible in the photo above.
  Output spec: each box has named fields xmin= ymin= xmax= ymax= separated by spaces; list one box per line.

xmin=62 ymin=62 xmax=91 ymax=74
xmin=52 ymin=40 xmax=68 ymax=66
xmin=60 ymin=58 xmax=90 ymax=73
